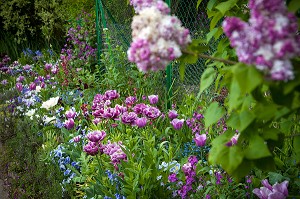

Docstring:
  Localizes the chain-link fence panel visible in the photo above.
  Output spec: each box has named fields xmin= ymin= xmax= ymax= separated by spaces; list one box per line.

xmin=96 ymin=0 xmax=218 ymax=104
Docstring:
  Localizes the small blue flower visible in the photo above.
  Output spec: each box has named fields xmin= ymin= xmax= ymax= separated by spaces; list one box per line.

xmin=64 ymin=169 xmax=71 ymax=176
xmin=59 ymin=164 xmax=66 ymax=171
xmin=64 ymin=156 xmax=71 ymax=164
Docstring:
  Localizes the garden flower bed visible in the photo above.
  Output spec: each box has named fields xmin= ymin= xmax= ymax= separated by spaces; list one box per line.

xmin=0 ymin=0 xmax=300 ymax=198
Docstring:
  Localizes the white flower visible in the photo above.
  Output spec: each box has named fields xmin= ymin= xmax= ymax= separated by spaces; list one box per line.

xmin=25 ymin=109 xmax=36 ymax=117
xmin=43 ymin=116 xmax=56 ymax=124
xmin=41 ymin=96 xmax=59 ymax=110
xmin=35 ymin=86 xmax=41 ymax=93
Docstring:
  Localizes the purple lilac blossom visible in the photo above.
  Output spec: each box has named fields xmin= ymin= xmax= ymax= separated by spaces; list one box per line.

xmin=128 ymin=2 xmax=191 ymax=72
xmin=222 ymin=0 xmax=300 ymax=81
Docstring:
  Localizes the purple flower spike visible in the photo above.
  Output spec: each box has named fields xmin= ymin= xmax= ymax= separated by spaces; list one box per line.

xmin=194 ymin=133 xmax=207 ymax=147
xmin=168 ymin=109 xmax=178 ymax=119
xmin=83 ymin=141 xmax=99 ymax=156
xmin=87 ymin=130 xmax=106 ymax=142
xmin=148 ymin=95 xmax=159 ymax=104
xmin=64 ymin=118 xmax=75 ymax=130
xmin=170 ymin=118 xmax=184 ymax=130
xmin=168 ymin=173 xmax=178 ymax=182
xmin=135 ymin=117 xmax=147 ymax=128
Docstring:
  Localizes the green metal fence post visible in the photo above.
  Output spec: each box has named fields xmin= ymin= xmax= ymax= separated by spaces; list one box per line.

xmin=95 ymin=0 xmax=101 ymax=65
xmin=166 ymin=0 xmax=172 ymax=109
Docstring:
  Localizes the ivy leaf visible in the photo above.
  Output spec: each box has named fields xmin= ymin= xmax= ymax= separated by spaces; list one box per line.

xmin=204 ymin=102 xmax=226 ymax=128
xmin=215 ymin=0 xmax=238 ymax=15
xmin=200 ymin=67 xmax=216 ymax=94
xmin=244 ymin=135 xmax=272 ymax=160
xmin=227 ymin=110 xmax=255 ymax=132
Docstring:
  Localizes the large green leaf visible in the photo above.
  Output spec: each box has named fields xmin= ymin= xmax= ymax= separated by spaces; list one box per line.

xmin=197 ymin=0 xmax=204 ymax=10
xmin=231 ymin=63 xmax=263 ymax=94
xmin=204 ymin=102 xmax=226 ymax=128
xmin=215 ymin=0 xmax=238 ymax=15
xmin=294 ymin=136 xmax=300 ymax=163
xmin=253 ymin=102 xmax=278 ymax=121
xmin=226 ymin=110 xmax=255 ymax=132
xmin=200 ymin=67 xmax=217 ymax=94
xmin=209 ymin=132 xmax=244 ymax=174
xmin=288 ymin=0 xmax=300 ymax=13
xmin=244 ymin=135 xmax=272 ymax=160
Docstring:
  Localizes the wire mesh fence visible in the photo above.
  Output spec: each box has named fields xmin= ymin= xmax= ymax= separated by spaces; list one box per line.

xmin=96 ymin=0 xmax=218 ymax=104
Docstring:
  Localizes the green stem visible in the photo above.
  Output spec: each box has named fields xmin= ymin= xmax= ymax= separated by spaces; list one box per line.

xmin=285 ymin=133 xmax=300 ymax=138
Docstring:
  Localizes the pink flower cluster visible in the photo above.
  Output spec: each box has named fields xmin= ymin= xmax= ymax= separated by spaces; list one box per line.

xmin=128 ymin=0 xmax=191 ymax=72
xmin=91 ymin=91 xmax=161 ymax=128
xmin=223 ymin=0 xmax=300 ymax=81
xmin=253 ymin=179 xmax=289 ymax=199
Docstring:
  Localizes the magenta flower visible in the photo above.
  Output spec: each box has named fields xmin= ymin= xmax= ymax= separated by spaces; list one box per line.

xmin=148 ymin=95 xmax=159 ymax=104
xmin=15 ymin=83 xmax=23 ymax=92
xmin=103 ymin=107 xmax=121 ymax=119
xmin=168 ymin=173 xmax=178 ymax=182
xmin=135 ymin=117 xmax=147 ymax=128
xmin=168 ymin=109 xmax=178 ymax=119
xmin=143 ymin=106 xmax=161 ymax=119
xmin=16 ymin=75 xmax=25 ymax=82
xmin=73 ymin=135 xmax=81 ymax=143
xmin=104 ymin=90 xmax=120 ymax=100
xmin=170 ymin=118 xmax=184 ymax=130
xmin=83 ymin=141 xmax=99 ymax=156
xmin=86 ymin=130 xmax=106 ymax=142
xmin=253 ymin=179 xmax=289 ymax=199
xmin=226 ymin=133 xmax=239 ymax=147
xmin=133 ymin=103 xmax=148 ymax=114
xmin=45 ymin=63 xmax=52 ymax=70
xmin=194 ymin=133 xmax=207 ymax=147
xmin=64 ymin=118 xmax=75 ymax=130
xmin=65 ymin=109 xmax=76 ymax=119
xmin=29 ymin=82 xmax=36 ymax=91
xmin=125 ymin=96 xmax=137 ymax=106
xmin=121 ymin=112 xmax=137 ymax=125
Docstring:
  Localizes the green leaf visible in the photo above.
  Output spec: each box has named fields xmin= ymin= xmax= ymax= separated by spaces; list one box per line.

xmin=215 ymin=0 xmax=238 ymax=15
xmin=227 ymin=110 xmax=255 ymax=132
xmin=207 ymin=28 xmax=218 ymax=42
xmin=210 ymin=12 xmax=223 ymax=30
xmin=200 ymin=67 xmax=217 ymax=94
xmin=197 ymin=0 xmax=203 ymax=10
xmin=228 ymin=76 xmax=243 ymax=111
xmin=261 ymin=128 xmax=280 ymax=141
xmin=244 ymin=135 xmax=272 ymax=160
xmin=288 ymin=0 xmax=300 ymax=13
xmin=179 ymin=62 xmax=185 ymax=81
xmin=204 ymin=102 xmax=226 ymax=128
xmin=253 ymin=102 xmax=277 ymax=121
xmin=207 ymin=0 xmax=218 ymax=11
xmin=253 ymin=157 xmax=275 ymax=171
xmin=232 ymin=63 xmax=263 ymax=94
xmin=209 ymin=132 xmax=244 ymax=174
